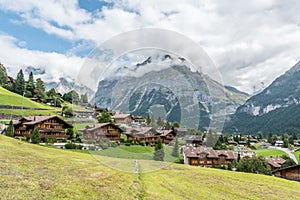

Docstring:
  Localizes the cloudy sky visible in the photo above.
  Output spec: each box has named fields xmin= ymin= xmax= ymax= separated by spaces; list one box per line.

xmin=0 ymin=0 xmax=299 ymax=93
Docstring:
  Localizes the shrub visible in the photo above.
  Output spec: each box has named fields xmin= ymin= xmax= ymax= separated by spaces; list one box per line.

xmin=139 ymin=141 xmax=145 ymax=146
xmin=174 ymin=155 xmax=184 ymax=164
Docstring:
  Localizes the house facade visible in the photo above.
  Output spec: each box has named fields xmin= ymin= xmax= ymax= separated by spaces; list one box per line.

xmin=79 ymin=123 xmax=122 ymax=142
xmin=112 ymin=114 xmax=133 ymax=125
xmin=158 ymin=129 xmax=176 ymax=145
xmin=183 ymin=146 xmax=256 ymax=167
xmin=13 ymin=116 xmax=73 ymax=142
xmin=125 ymin=127 xmax=160 ymax=145
xmin=272 ymin=164 xmax=300 ymax=182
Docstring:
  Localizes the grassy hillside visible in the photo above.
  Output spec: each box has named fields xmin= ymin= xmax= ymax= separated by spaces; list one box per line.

xmin=254 ymin=148 xmax=287 ymax=157
xmin=1 ymin=135 xmax=299 ymax=200
xmin=0 ymin=87 xmax=50 ymax=109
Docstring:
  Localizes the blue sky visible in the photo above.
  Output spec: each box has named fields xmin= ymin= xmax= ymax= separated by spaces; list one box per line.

xmin=0 ymin=0 xmax=300 ymax=93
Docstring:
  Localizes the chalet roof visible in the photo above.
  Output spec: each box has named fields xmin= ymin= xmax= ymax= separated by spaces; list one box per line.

xmin=216 ymin=150 xmax=235 ymax=160
xmin=16 ymin=116 xmax=73 ymax=128
xmin=272 ymin=164 xmax=300 ymax=173
xmin=184 ymin=135 xmax=203 ymax=141
xmin=125 ymin=127 xmax=158 ymax=138
xmin=157 ymin=130 xmax=175 ymax=137
xmin=175 ymin=128 xmax=187 ymax=132
xmin=112 ymin=114 xmax=133 ymax=120
xmin=184 ymin=147 xmax=218 ymax=158
xmin=79 ymin=123 xmax=123 ymax=132
xmin=266 ymin=157 xmax=286 ymax=168
xmin=183 ymin=147 xmax=256 ymax=160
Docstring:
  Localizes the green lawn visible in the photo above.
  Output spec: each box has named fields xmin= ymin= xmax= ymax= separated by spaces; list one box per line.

xmin=0 ymin=109 xmax=58 ymax=116
xmin=253 ymin=148 xmax=287 ymax=158
xmin=0 ymin=87 xmax=51 ymax=109
xmin=1 ymin=135 xmax=300 ymax=199
xmin=293 ymin=150 xmax=300 ymax=163
xmin=93 ymin=145 xmax=177 ymax=162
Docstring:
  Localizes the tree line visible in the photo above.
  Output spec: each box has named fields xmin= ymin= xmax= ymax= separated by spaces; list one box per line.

xmin=0 ymin=64 xmax=88 ymax=107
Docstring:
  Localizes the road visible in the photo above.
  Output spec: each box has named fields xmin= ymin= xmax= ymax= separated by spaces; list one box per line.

xmin=269 ymin=146 xmax=298 ymax=164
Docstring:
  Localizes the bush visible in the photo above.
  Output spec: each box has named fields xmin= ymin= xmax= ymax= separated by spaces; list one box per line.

xmin=65 ymin=142 xmax=82 ymax=149
xmin=139 ymin=141 xmax=145 ymax=146
xmin=174 ymin=155 xmax=184 ymax=164
xmin=45 ymin=137 xmax=57 ymax=143
xmin=213 ymin=164 xmax=222 ymax=169
xmin=99 ymin=140 xmax=109 ymax=149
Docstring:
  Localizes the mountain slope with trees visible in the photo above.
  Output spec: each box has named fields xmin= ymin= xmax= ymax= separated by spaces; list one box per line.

xmin=224 ymin=61 xmax=300 ymax=134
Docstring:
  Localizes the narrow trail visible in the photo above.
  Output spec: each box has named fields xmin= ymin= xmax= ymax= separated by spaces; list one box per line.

xmin=133 ymin=160 xmax=145 ymax=200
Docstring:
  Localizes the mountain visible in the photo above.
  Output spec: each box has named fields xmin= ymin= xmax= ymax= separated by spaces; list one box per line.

xmin=94 ymin=54 xmax=248 ymax=131
xmin=45 ymin=77 xmax=94 ymax=97
xmin=224 ymin=61 xmax=300 ymax=134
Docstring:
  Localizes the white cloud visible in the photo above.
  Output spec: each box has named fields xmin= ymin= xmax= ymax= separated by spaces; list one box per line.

xmin=0 ymin=0 xmax=300 ymax=93
xmin=0 ymin=34 xmax=83 ymax=82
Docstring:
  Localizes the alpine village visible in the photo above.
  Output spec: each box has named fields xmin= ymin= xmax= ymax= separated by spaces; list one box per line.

xmin=0 ymin=61 xmax=300 ymax=199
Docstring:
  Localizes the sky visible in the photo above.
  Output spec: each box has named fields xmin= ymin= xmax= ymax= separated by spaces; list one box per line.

xmin=0 ymin=0 xmax=300 ymax=93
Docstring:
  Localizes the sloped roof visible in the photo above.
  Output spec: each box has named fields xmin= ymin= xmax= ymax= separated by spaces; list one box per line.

xmin=16 ymin=116 xmax=72 ymax=128
xmin=79 ymin=123 xmax=122 ymax=132
xmin=112 ymin=114 xmax=133 ymax=119
xmin=157 ymin=129 xmax=175 ymax=137
xmin=266 ymin=157 xmax=286 ymax=168
xmin=183 ymin=147 xmax=256 ymax=160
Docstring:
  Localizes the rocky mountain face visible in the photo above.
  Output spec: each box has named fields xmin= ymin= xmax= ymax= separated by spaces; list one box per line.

xmin=224 ymin=61 xmax=300 ymax=134
xmin=94 ymin=54 xmax=248 ymax=131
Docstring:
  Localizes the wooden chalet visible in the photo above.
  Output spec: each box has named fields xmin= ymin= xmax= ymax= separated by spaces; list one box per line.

xmin=125 ymin=127 xmax=159 ymax=145
xmin=157 ymin=129 xmax=176 ymax=145
xmin=78 ymin=123 xmax=122 ymax=142
xmin=13 ymin=116 xmax=73 ymax=142
xmin=112 ymin=114 xmax=133 ymax=124
xmin=272 ymin=164 xmax=300 ymax=182
xmin=175 ymin=128 xmax=187 ymax=137
xmin=266 ymin=157 xmax=286 ymax=171
xmin=183 ymin=147 xmax=255 ymax=167
xmin=184 ymin=135 xmax=203 ymax=146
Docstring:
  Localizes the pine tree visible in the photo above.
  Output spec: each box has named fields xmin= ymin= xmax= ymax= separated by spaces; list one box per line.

xmin=34 ymin=78 xmax=46 ymax=100
xmin=31 ymin=127 xmax=41 ymax=144
xmin=154 ymin=138 xmax=164 ymax=161
xmin=25 ymin=72 xmax=35 ymax=97
xmin=6 ymin=120 xmax=14 ymax=137
xmin=80 ymin=93 xmax=88 ymax=103
xmin=172 ymin=137 xmax=179 ymax=157
xmin=13 ymin=69 xmax=25 ymax=95
xmin=97 ymin=110 xmax=113 ymax=123
xmin=0 ymin=63 xmax=8 ymax=86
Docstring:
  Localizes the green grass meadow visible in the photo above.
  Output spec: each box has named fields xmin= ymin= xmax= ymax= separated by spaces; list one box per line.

xmin=1 ymin=135 xmax=300 ymax=199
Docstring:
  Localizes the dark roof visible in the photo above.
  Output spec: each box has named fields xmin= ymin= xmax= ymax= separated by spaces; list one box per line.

xmin=79 ymin=123 xmax=122 ymax=133
xmin=157 ymin=130 xmax=175 ymax=137
xmin=266 ymin=157 xmax=286 ymax=168
xmin=16 ymin=116 xmax=72 ymax=128
xmin=184 ymin=147 xmax=255 ymax=160
xmin=184 ymin=135 xmax=203 ymax=141
xmin=272 ymin=164 xmax=300 ymax=173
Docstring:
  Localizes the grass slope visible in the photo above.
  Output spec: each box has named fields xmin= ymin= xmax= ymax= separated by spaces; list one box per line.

xmin=0 ymin=87 xmax=50 ymax=109
xmin=254 ymin=148 xmax=287 ymax=157
xmin=1 ymin=135 xmax=299 ymax=200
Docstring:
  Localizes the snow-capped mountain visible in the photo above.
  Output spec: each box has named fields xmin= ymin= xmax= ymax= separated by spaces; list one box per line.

xmin=94 ymin=53 xmax=248 ymax=131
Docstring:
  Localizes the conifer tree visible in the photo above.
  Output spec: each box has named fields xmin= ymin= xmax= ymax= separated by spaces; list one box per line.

xmin=34 ymin=78 xmax=46 ymax=100
xmin=25 ymin=72 xmax=35 ymax=97
xmin=6 ymin=120 xmax=14 ymax=137
xmin=0 ymin=63 xmax=8 ymax=86
xmin=31 ymin=127 xmax=41 ymax=144
xmin=172 ymin=137 xmax=179 ymax=157
xmin=154 ymin=138 xmax=164 ymax=161
xmin=13 ymin=69 xmax=25 ymax=95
